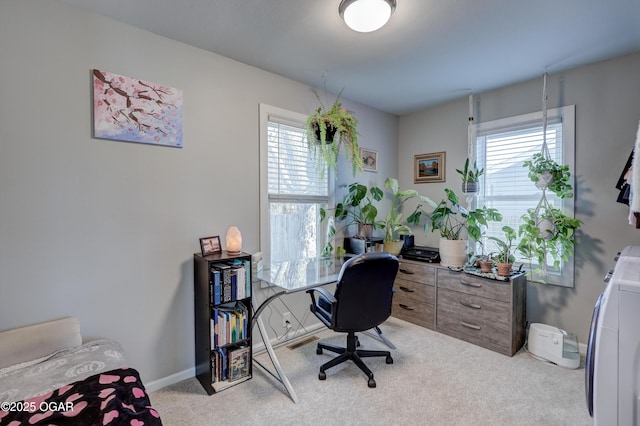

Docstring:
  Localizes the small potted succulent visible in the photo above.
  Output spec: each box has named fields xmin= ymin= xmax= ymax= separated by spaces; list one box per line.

xmin=456 ymin=158 xmax=484 ymax=194
xmin=306 ymin=89 xmax=363 ymax=177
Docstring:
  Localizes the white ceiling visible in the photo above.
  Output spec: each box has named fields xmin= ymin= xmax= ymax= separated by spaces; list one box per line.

xmin=59 ymin=0 xmax=640 ymax=115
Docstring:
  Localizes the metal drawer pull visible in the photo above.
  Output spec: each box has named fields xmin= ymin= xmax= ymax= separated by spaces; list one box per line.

xmin=399 ymin=304 xmax=415 ymax=311
xmin=399 ymin=268 xmax=415 ymax=275
xmin=460 ymin=321 xmax=481 ymax=330
xmin=460 ymin=301 xmax=481 ymax=310
xmin=460 ymin=280 xmax=482 ymax=288
xmin=399 ymin=286 xmax=415 ymax=293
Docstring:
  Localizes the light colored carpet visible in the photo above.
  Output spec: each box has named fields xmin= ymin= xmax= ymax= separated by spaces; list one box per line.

xmin=150 ymin=317 xmax=592 ymax=425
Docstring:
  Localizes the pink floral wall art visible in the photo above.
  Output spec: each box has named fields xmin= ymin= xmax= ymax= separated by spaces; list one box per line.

xmin=93 ymin=69 xmax=183 ymax=148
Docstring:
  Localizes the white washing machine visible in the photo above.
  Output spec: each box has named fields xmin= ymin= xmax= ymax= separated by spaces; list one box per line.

xmin=586 ymin=246 xmax=640 ymax=425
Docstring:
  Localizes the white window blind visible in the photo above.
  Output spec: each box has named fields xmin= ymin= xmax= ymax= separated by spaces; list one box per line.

xmin=474 ymin=106 xmax=575 ymax=286
xmin=259 ymin=106 xmax=329 ymax=263
xmin=267 ymin=117 xmax=328 ymax=201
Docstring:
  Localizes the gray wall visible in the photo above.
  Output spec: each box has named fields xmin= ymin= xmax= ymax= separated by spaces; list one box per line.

xmin=399 ymin=52 xmax=640 ymax=343
xmin=0 ymin=0 xmax=398 ymax=388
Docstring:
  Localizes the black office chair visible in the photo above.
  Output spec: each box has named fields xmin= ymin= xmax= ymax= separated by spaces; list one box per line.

xmin=306 ymin=252 xmax=399 ymax=388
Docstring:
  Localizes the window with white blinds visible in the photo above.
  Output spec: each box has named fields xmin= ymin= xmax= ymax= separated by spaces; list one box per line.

xmin=259 ymin=105 xmax=329 ymax=263
xmin=474 ymin=105 xmax=575 ymax=286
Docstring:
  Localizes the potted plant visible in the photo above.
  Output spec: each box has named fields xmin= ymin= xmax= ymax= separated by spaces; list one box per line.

xmin=306 ymin=89 xmax=363 ymax=177
xmin=517 ymin=206 xmax=582 ymax=277
xmin=489 ymin=225 xmax=517 ymax=276
xmin=523 ymin=153 xmax=573 ymax=198
xmin=477 ymin=255 xmax=494 ymax=273
xmin=320 ymin=182 xmax=384 ymax=255
xmin=382 ymin=177 xmax=436 ymax=255
xmin=424 ymin=189 xmax=502 ymax=267
xmin=456 ymin=158 xmax=484 ymax=193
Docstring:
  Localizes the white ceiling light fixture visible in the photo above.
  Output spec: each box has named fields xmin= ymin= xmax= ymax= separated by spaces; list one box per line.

xmin=339 ymin=0 xmax=397 ymax=33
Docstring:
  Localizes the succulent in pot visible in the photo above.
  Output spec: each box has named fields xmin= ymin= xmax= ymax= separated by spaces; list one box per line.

xmin=456 ymin=158 xmax=484 ymax=194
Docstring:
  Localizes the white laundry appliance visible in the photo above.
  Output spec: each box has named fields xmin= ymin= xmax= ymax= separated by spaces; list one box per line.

xmin=585 ymin=245 xmax=640 ymax=424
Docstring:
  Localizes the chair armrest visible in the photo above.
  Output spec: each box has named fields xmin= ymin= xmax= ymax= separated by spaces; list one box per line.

xmin=306 ymin=287 xmax=336 ymax=304
xmin=306 ymin=287 xmax=336 ymax=328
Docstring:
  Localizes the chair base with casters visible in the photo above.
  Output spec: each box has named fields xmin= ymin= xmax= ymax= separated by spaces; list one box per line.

xmin=316 ymin=331 xmax=393 ymax=388
xmin=306 ymin=252 xmax=400 ymax=389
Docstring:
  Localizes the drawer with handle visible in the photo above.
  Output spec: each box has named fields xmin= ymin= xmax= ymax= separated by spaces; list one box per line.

xmin=392 ymin=292 xmax=435 ymax=329
xmin=393 ymin=277 xmax=435 ymax=304
xmin=437 ymin=269 xmax=511 ymax=303
xmin=396 ymin=260 xmax=436 ymax=285
xmin=436 ymin=287 xmax=511 ymax=348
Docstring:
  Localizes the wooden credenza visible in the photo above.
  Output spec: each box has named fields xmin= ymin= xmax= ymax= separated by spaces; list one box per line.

xmin=391 ymin=258 xmax=526 ymax=356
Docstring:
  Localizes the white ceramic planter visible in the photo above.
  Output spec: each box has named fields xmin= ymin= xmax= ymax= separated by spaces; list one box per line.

xmin=536 ymin=218 xmax=555 ymax=240
xmin=535 ymin=171 xmax=554 ymax=190
xmin=439 ymin=238 xmax=467 ymax=268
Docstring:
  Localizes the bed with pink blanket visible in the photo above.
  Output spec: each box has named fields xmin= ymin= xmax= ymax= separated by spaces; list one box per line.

xmin=0 ymin=318 xmax=161 ymax=425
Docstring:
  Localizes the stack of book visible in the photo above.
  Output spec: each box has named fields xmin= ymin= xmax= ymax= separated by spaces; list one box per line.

xmin=210 ymin=259 xmax=251 ymax=304
xmin=211 ymin=301 xmax=249 ymax=347
xmin=212 ymin=343 xmax=250 ymax=383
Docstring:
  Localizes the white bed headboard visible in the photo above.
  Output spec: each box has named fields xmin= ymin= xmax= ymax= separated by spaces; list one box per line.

xmin=0 ymin=317 xmax=82 ymax=369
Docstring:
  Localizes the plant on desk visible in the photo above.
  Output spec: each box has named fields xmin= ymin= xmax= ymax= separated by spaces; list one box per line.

xmin=489 ymin=225 xmax=517 ymax=276
xmin=382 ymin=177 xmax=437 ymax=255
xmin=411 ymin=188 xmax=502 ymax=267
xmin=320 ymin=182 xmax=384 ymax=256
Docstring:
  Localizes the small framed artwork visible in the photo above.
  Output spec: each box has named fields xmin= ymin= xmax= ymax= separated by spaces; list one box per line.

xmin=360 ymin=148 xmax=378 ymax=172
xmin=200 ymin=235 xmax=222 ymax=256
xmin=228 ymin=346 xmax=250 ymax=381
xmin=414 ymin=151 xmax=446 ymax=183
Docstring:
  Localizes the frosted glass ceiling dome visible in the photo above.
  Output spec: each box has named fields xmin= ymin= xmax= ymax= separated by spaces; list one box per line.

xmin=339 ymin=0 xmax=397 ymax=33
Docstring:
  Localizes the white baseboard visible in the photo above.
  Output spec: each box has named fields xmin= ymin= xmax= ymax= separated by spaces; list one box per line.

xmin=251 ymin=323 xmax=325 ymax=354
xmin=145 ymin=367 xmax=195 ymax=393
xmin=145 ymin=324 xmax=325 ymax=392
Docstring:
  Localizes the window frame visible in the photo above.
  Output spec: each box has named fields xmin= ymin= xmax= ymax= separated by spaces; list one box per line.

xmin=473 ymin=105 xmax=576 ymax=287
xmin=258 ymin=104 xmax=334 ymax=265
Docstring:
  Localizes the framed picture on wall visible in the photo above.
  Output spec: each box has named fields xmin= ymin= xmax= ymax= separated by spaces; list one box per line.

xmin=360 ymin=148 xmax=378 ymax=172
xmin=200 ymin=235 xmax=222 ymax=256
xmin=414 ymin=151 xmax=446 ymax=183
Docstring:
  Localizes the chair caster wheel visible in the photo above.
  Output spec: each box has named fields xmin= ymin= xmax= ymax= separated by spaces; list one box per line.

xmin=319 ymin=371 xmax=326 ymax=380
xmin=368 ymin=378 xmax=376 ymax=388
xmin=316 ymin=347 xmax=323 ymax=355
xmin=386 ymin=355 xmax=393 ymax=364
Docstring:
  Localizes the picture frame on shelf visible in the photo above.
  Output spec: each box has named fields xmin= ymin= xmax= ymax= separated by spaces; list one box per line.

xmin=360 ymin=148 xmax=378 ymax=172
xmin=228 ymin=346 xmax=250 ymax=381
xmin=200 ymin=235 xmax=222 ymax=256
xmin=414 ymin=151 xmax=446 ymax=183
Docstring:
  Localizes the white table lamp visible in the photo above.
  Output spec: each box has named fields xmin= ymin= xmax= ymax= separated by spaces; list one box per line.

xmin=226 ymin=226 xmax=242 ymax=254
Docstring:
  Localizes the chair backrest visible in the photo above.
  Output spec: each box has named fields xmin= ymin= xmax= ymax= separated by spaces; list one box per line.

xmin=332 ymin=252 xmax=399 ymax=332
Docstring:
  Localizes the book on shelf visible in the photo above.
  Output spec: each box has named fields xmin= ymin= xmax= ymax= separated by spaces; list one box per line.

xmin=211 ymin=300 xmax=249 ymax=348
xmin=210 ymin=268 xmax=221 ymax=305
xmin=211 ymin=343 xmax=251 ymax=384
xmin=228 ymin=344 xmax=250 ymax=382
xmin=220 ymin=264 xmax=233 ymax=303
xmin=211 ymin=261 xmax=250 ymax=307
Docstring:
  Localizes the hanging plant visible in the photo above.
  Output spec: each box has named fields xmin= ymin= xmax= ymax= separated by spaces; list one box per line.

xmin=517 ymin=206 xmax=582 ymax=276
xmin=306 ymin=89 xmax=363 ymax=177
xmin=456 ymin=158 xmax=484 ymax=193
xmin=523 ymin=153 xmax=573 ymax=198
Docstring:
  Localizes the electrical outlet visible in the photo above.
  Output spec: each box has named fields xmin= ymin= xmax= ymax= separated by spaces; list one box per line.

xmin=283 ymin=312 xmax=291 ymax=330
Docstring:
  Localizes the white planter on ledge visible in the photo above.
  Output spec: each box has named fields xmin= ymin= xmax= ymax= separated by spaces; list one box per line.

xmin=439 ymin=238 xmax=467 ymax=268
